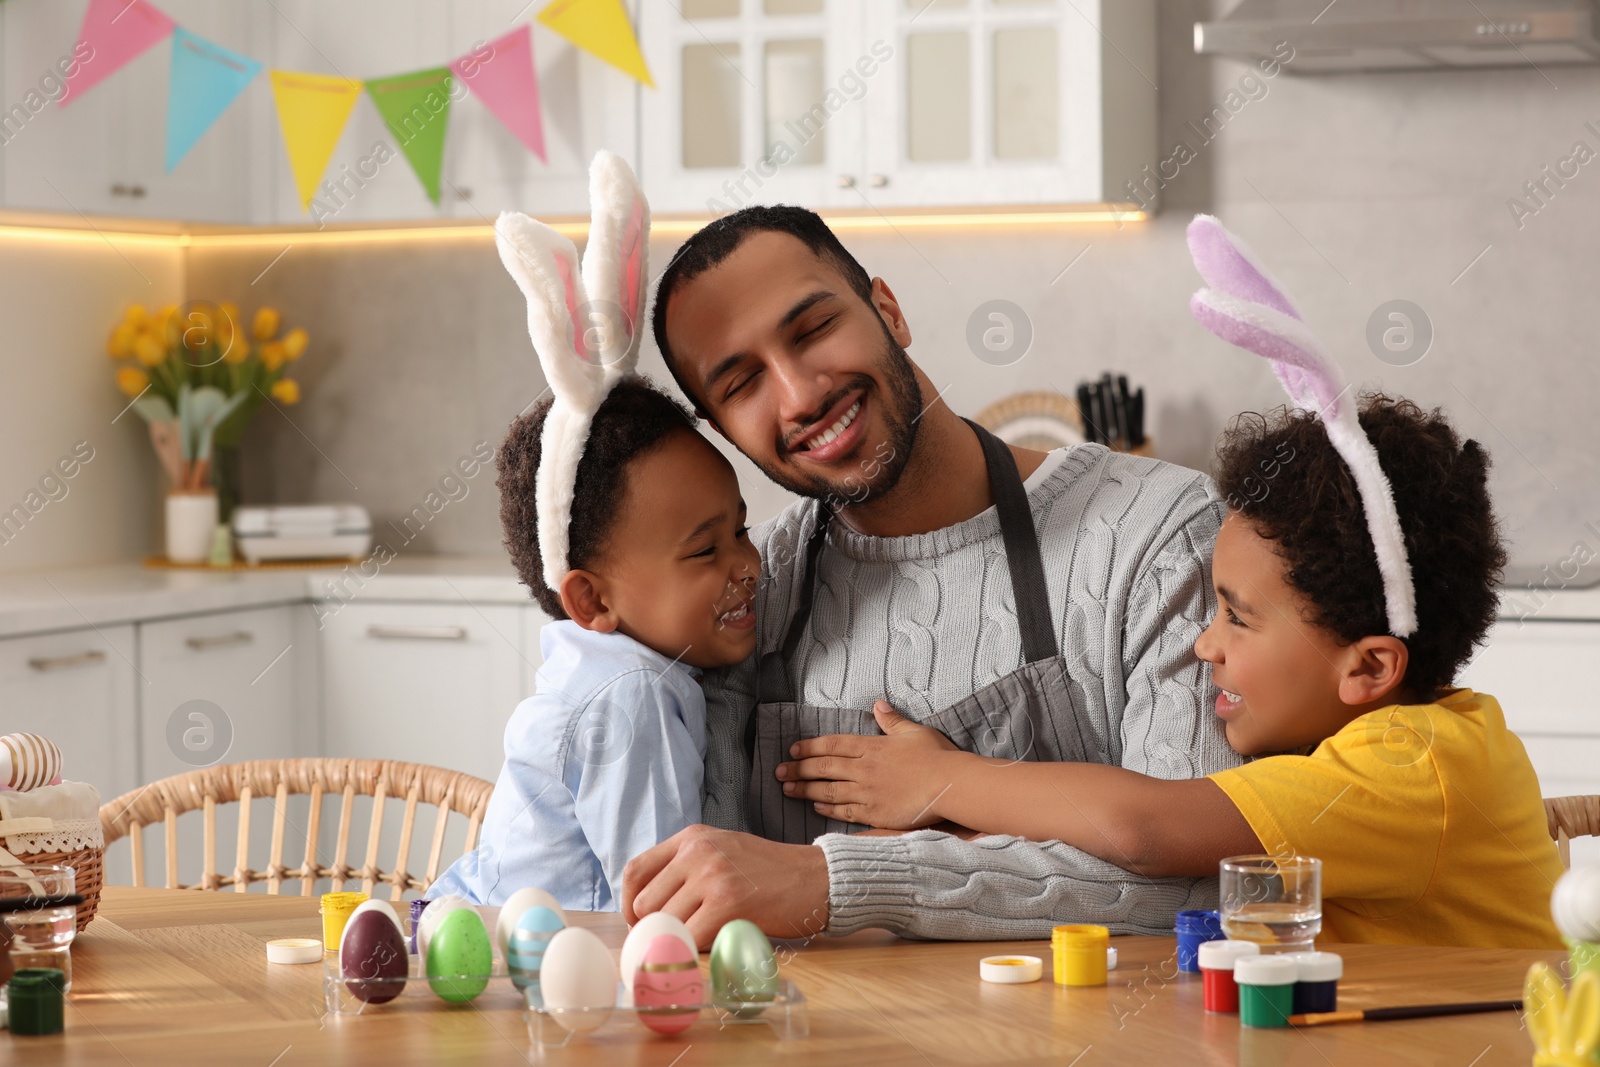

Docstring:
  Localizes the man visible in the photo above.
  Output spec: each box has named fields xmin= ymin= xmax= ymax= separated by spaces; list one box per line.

xmin=622 ymin=205 xmax=1239 ymax=944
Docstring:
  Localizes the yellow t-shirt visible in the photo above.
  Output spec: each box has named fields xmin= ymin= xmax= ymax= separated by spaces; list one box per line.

xmin=1210 ymin=688 xmax=1563 ymax=948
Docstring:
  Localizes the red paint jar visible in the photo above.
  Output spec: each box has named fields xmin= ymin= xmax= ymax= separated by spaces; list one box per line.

xmin=1197 ymin=939 xmax=1261 ymax=1014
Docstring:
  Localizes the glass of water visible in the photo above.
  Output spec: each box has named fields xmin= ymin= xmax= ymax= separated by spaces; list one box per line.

xmin=1220 ymin=854 xmax=1322 ymax=952
xmin=0 ymin=864 xmax=78 ymax=996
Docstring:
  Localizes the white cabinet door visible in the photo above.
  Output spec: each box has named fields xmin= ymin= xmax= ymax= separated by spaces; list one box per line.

xmin=137 ymin=605 xmax=302 ymax=784
xmin=319 ymin=601 xmax=525 ymax=784
xmin=638 ymin=0 xmax=865 ymax=213
xmin=0 ymin=624 xmax=138 ymax=800
xmin=862 ymin=0 xmax=1156 ymax=207
xmin=2 ymin=0 xmax=262 ymax=221
xmin=520 ymin=603 xmax=552 ymax=699
xmin=1464 ymin=621 xmax=1600 ymax=737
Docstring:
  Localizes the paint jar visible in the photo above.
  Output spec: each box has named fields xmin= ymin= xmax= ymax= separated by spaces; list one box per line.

xmin=1234 ymin=955 xmax=1297 ymax=1029
xmin=1286 ymin=951 xmax=1342 ymax=1014
xmin=319 ymin=891 xmax=368 ymax=951
xmin=1198 ymin=939 xmax=1261 ymax=1013
xmin=1174 ymin=909 xmax=1225 ymax=973
xmin=1052 ymin=924 xmax=1110 ymax=987
xmin=6 ymin=968 xmax=66 ymax=1036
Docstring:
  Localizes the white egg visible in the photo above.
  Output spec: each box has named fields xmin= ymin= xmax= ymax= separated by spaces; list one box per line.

xmin=341 ymin=898 xmax=404 ymax=951
xmin=619 ymin=912 xmax=697 ymax=996
xmin=1553 ymin=864 xmax=1600 ymax=941
xmin=417 ymin=895 xmax=473 ymax=960
xmin=539 ymin=926 xmax=618 ymax=1033
xmin=496 ymin=887 xmax=566 ymax=959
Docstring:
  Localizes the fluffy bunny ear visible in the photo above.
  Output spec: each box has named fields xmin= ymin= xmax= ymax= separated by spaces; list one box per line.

xmin=1187 ymin=214 xmax=1418 ymax=638
xmin=581 ymin=150 xmax=650 ymax=383
xmin=496 ymin=211 xmax=608 ymax=413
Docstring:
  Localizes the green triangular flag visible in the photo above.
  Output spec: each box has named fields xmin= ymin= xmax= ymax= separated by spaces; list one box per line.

xmin=365 ymin=66 xmax=453 ymax=204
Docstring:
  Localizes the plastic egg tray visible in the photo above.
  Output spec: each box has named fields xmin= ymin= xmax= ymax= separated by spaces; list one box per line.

xmin=319 ymin=951 xmax=810 ymax=1044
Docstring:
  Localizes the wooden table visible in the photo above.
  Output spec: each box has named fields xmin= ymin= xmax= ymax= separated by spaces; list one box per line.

xmin=1 ymin=886 xmax=1559 ymax=1065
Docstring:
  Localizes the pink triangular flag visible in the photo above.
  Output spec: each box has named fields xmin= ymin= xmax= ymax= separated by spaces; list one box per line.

xmin=451 ymin=26 xmax=547 ymax=163
xmin=60 ymin=0 xmax=176 ymax=108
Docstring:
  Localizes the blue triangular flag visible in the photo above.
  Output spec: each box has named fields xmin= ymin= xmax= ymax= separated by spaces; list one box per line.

xmin=166 ymin=27 xmax=262 ymax=173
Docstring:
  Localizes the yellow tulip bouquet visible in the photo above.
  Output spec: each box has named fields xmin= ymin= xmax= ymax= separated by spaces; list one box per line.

xmin=108 ymin=302 xmax=308 ymax=518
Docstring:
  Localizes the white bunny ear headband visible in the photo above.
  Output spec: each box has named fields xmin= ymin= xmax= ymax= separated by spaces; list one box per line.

xmin=495 ymin=151 xmax=651 ymax=594
xmin=1186 ymin=214 xmax=1418 ymax=638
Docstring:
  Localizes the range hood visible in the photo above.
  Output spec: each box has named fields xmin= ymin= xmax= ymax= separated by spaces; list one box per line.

xmin=1196 ymin=0 xmax=1600 ymax=73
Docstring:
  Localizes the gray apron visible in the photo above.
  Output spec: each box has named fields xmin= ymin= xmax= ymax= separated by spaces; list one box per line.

xmin=748 ymin=420 xmax=1113 ymax=843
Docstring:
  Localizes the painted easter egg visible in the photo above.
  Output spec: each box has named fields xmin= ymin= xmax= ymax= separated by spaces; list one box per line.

xmin=1552 ymin=863 xmax=1600 ymax=941
xmin=619 ymin=911 xmax=696 ymax=996
xmin=508 ymin=905 xmax=565 ymax=993
xmin=416 ymin=895 xmax=471 ymax=961
xmin=709 ymin=919 xmax=779 ymax=1018
xmin=634 ymin=934 xmax=703 ymax=1035
xmin=340 ymin=907 xmax=409 ymax=1004
xmin=424 ymin=907 xmax=493 ymax=1003
xmin=540 ymin=926 xmax=618 ymax=1033
xmin=495 ymin=887 xmax=566 ymax=959
xmin=0 ymin=733 xmax=62 ymax=792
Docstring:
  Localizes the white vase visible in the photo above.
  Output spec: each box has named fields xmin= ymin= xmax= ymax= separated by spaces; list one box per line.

xmin=166 ymin=492 xmax=219 ymax=563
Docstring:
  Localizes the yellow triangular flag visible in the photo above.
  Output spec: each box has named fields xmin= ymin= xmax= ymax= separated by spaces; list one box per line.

xmin=270 ymin=70 xmax=364 ymax=209
xmin=537 ymin=0 xmax=654 ymax=88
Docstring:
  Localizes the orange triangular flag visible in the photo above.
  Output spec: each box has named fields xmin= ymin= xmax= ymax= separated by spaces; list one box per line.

xmin=537 ymin=0 xmax=654 ymax=88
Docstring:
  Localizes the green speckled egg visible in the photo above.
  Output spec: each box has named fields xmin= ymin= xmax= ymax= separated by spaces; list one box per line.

xmin=708 ymin=919 xmax=779 ymax=1017
xmin=425 ymin=907 xmax=493 ymax=1003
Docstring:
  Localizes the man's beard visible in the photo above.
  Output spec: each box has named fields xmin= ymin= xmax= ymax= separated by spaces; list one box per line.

xmin=751 ymin=328 xmax=923 ymax=509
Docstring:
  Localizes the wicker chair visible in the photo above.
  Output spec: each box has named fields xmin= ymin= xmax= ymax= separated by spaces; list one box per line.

xmin=98 ymin=758 xmax=495 ymax=899
xmin=1546 ymin=795 xmax=1600 ymax=869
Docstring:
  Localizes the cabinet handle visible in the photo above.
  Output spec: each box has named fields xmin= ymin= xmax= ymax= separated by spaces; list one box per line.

xmin=455 ymin=186 xmax=474 ymax=200
xmin=869 ymin=174 xmax=889 ymax=188
xmin=27 ymin=650 xmax=107 ymax=672
xmin=366 ymin=625 xmax=468 ymax=641
xmin=111 ymin=183 xmax=128 ymax=197
xmin=836 ymin=174 xmax=857 ymax=188
xmin=130 ymin=185 xmax=147 ymax=199
xmin=185 ymin=631 xmax=254 ymax=652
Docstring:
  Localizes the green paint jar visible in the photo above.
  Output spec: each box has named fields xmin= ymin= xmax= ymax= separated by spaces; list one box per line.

xmin=1234 ymin=955 xmax=1296 ymax=1029
xmin=6 ymin=967 xmax=66 ymax=1036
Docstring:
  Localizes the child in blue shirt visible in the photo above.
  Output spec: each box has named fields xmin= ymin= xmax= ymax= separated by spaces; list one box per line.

xmin=428 ymin=377 xmax=759 ymax=910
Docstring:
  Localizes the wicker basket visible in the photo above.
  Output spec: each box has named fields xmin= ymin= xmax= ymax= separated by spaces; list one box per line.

xmin=9 ymin=842 xmax=106 ymax=933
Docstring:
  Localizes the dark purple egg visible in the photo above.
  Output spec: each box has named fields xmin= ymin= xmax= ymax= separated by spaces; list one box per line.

xmin=340 ymin=910 xmax=410 ymax=1004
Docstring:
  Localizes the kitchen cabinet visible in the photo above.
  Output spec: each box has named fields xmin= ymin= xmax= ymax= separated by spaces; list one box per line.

xmin=637 ymin=0 xmax=1156 ymax=214
xmin=318 ymin=601 xmax=535 ymax=785
xmin=0 ymin=623 xmax=138 ymax=800
xmin=1 ymin=0 xmax=264 ymax=222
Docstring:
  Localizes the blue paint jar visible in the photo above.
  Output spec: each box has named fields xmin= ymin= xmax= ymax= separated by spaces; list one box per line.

xmin=1174 ymin=909 xmax=1225 ymax=973
xmin=1287 ymin=951 xmax=1342 ymax=1014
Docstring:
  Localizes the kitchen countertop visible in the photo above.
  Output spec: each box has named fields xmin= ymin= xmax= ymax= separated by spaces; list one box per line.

xmin=0 ymin=556 xmax=532 ymax=639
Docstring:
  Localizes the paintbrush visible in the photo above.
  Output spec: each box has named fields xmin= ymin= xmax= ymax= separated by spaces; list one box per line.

xmin=1289 ymin=999 xmax=1523 ymax=1026
xmin=0 ymin=894 xmax=84 ymax=914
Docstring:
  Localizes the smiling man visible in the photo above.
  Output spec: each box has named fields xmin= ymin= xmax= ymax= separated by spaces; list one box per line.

xmin=621 ymin=205 xmax=1241 ymax=944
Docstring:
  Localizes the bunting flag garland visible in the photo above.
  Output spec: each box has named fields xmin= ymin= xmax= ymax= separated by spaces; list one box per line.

xmin=166 ymin=28 xmax=263 ymax=173
xmin=364 ymin=67 xmax=454 ymax=205
xmin=59 ymin=0 xmax=176 ymax=108
xmin=46 ymin=0 xmax=657 ymax=214
xmin=451 ymin=26 xmax=547 ymax=163
xmin=270 ymin=70 xmax=364 ymax=210
xmin=537 ymin=0 xmax=655 ymax=88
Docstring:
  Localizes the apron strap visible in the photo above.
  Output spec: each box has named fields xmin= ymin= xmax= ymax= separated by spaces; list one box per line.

xmin=963 ymin=419 xmax=1059 ymax=664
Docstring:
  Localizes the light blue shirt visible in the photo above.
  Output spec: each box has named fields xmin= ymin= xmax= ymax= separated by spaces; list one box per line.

xmin=427 ymin=621 xmax=706 ymax=911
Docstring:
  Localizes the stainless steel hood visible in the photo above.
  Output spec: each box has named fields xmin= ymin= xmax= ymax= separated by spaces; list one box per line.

xmin=1196 ymin=0 xmax=1600 ymax=73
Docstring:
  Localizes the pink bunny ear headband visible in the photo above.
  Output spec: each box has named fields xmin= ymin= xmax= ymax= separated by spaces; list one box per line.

xmin=1187 ymin=214 xmax=1418 ymax=638
xmin=495 ymin=151 xmax=650 ymax=593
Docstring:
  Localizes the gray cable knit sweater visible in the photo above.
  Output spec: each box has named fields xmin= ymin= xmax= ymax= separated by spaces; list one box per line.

xmin=698 ymin=444 xmax=1243 ymax=939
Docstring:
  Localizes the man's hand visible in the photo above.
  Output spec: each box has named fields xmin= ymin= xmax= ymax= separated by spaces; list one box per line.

xmin=775 ymin=701 xmax=964 ymax=829
xmin=621 ymin=825 xmax=831 ymax=949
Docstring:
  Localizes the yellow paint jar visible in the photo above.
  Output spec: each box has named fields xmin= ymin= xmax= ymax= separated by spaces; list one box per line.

xmin=319 ymin=891 xmax=369 ymax=951
xmin=1052 ymin=924 xmax=1110 ymax=986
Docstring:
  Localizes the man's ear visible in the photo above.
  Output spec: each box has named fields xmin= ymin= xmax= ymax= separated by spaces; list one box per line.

xmin=1337 ymin=636 xmax=1410 ymax=706
xmin=559 ymin=569 xmax=619 ymax=633
xmin=871 ymin=277 xmax=912 ymax=348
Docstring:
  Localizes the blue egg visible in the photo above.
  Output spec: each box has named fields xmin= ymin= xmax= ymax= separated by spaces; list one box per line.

xmin=508 ymin=905 xmax=565 ymax=992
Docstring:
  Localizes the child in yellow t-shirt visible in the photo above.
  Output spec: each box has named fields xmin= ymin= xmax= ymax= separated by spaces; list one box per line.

xmin=775 ymin=394 xmax=1564 ymax=948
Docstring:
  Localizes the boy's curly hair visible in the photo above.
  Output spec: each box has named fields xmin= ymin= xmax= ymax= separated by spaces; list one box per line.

xmin=1214 ymin=393 xmax=1507 ymax=698
xmin=498 ymin=376 xmax=697 ymax=619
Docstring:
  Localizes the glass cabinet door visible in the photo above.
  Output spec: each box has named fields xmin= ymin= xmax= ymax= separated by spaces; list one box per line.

xmin=862 ymin=0 xmax=1154 ymax=207
xmin=638 ymin=0 xmax=868 ymax=213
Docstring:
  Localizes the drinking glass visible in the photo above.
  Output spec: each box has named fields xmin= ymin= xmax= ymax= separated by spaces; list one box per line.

xmin=1219 ymin=855 xmax=1322 ymax=952
xmin=0 ymin=864 xmax=78 ymax=1001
